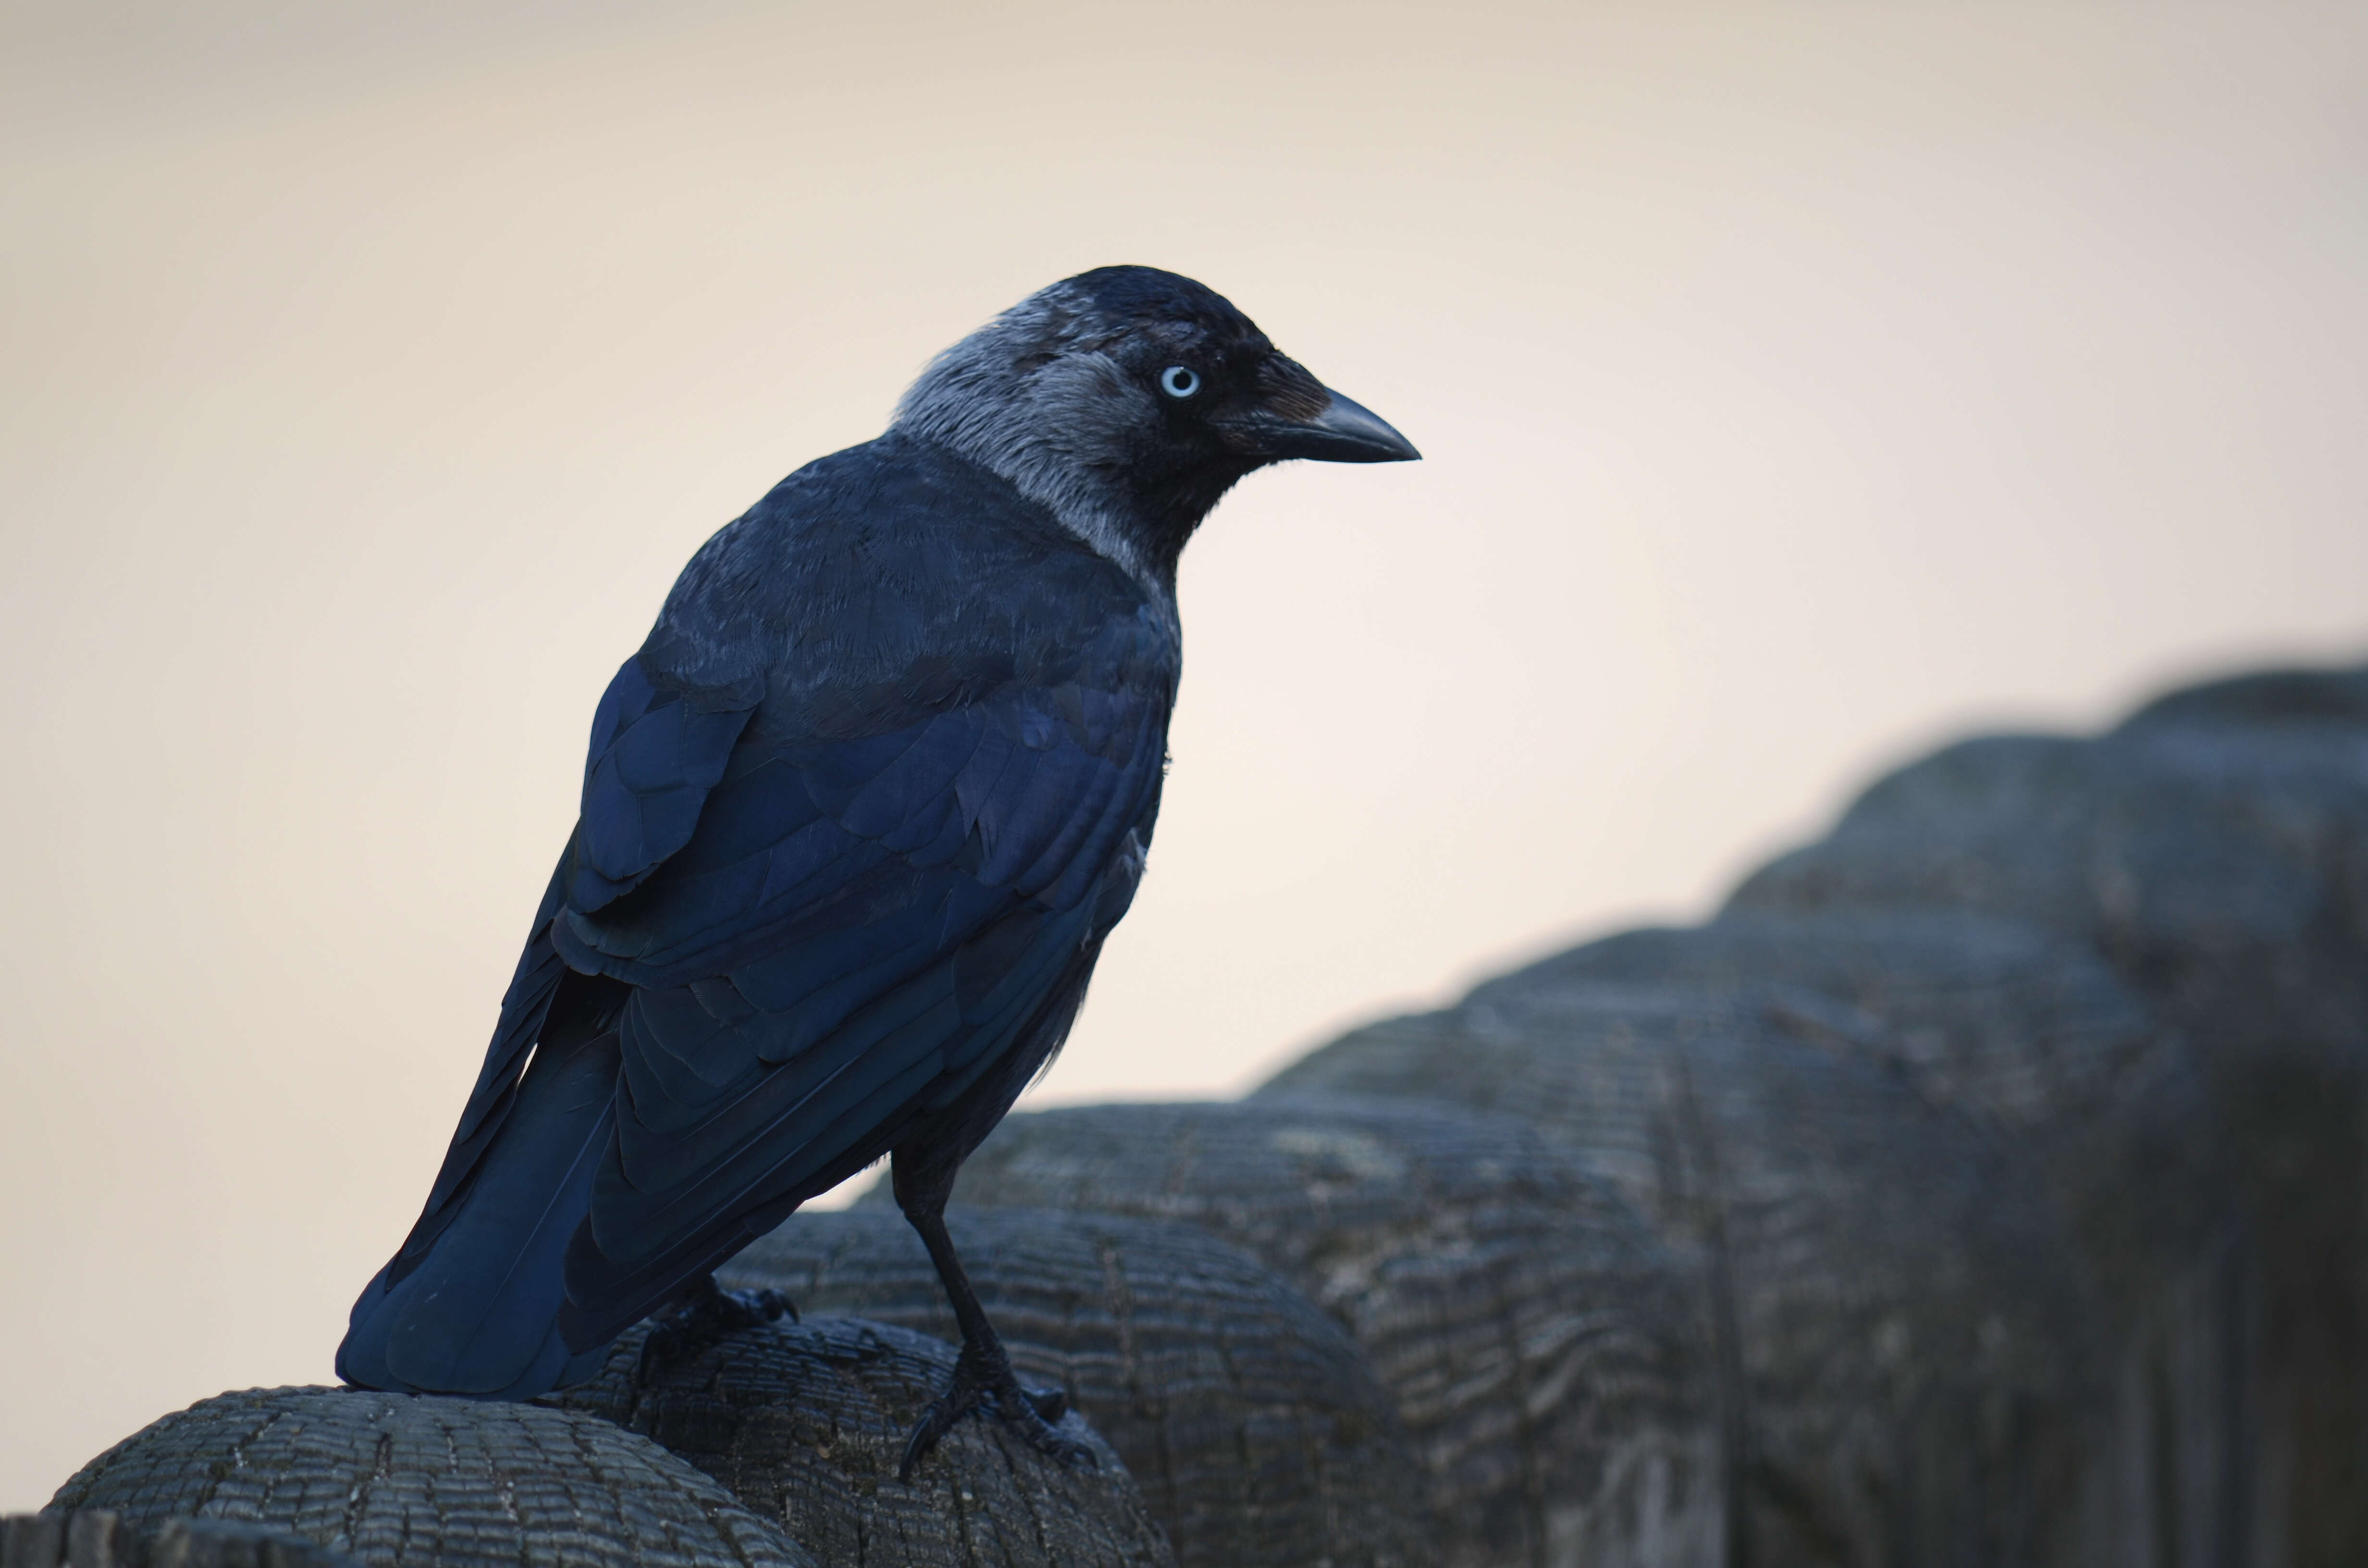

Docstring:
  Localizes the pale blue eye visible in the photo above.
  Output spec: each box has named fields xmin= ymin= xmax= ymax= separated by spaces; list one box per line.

xmin=1159 ymin=365 xmax=1200 ymax=399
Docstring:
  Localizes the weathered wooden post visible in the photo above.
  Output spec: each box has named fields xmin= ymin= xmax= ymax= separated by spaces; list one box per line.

xmin=1730 ymin=663 xmax=2368 ymax=1566
xmin=926 ymin=1096 xmax=1725 ymax=1568
xmin=719 ymin=1206 xmax=1436 ymax=1568
xmin=1264 ymin=984 xmax=2100 ymax=1568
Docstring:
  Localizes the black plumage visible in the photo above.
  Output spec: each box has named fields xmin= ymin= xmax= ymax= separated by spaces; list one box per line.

xmin=335 ymin=266 xmax=1418 ymax=1468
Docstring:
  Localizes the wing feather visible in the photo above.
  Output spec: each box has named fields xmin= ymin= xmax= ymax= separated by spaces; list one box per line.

xmin=541 ymin=645 xmax=1166 ymax=1342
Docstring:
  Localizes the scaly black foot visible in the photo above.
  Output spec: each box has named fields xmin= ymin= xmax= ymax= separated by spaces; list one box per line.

xmin=898 ymin=1340 xmax=1091 ymax=1480
xmin=637 ymin=1274 xmax=795 ymax=1383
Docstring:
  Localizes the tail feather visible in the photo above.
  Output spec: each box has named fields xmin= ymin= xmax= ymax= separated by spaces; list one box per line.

xmin=336 ymin=1029 xmax=620 ymax=1399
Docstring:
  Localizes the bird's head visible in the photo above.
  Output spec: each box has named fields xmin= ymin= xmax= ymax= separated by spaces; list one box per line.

xmin=895 ymin=265 xmax=1418 ymax=585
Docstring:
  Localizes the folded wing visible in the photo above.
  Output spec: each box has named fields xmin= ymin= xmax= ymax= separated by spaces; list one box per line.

xmin=550 ymin=649 xmax=1164 ymax=1346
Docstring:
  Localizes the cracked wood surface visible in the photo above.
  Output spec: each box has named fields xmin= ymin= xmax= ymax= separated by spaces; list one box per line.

xmin=1460 ymin=909 xmax=2249 ymax=1568
xmin=5 ymin=1511 xmax=359 ymax=1568
xmin=719 ymin=1207 xmax=1435 ymax=1568
xmin=1730 ymin=686 xmax=2368 ymax=1568
xmin=920 ymin=1096 xmax=1722 ymax=1568
xmin=1265 ymin=990 xmax=2099 ymax=1568
xmin=553 ymin=1316 xmax=1173 ymax=1568
xmin=46 ymin=1389 xmax=812 ymax=1568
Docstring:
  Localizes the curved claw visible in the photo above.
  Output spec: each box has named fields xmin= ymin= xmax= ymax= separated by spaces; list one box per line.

xmin=636 ymin=1279 xmax=794 ymax=1384
xmin=898 ymin=1350 xmax=1094 ymax=1479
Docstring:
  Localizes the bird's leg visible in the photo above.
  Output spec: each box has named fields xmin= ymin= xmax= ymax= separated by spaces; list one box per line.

xmin=892 ymin=1154 xmax=1088 ymax=1479
xmin=636 ymin=1272 xmax=795 ymax=1383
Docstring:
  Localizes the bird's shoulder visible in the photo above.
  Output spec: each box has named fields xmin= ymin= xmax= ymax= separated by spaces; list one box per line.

xmin=640 ymin=432 xmax=1178 ymax=735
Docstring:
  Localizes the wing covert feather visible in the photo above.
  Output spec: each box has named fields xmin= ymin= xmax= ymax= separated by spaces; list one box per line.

xmin=544 ymin=645 xmax=1169 ymax=1341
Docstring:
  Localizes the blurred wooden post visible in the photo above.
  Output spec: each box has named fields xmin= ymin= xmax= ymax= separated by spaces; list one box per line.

xmin=927 ymin=1096 xmax=1727 ymax=1568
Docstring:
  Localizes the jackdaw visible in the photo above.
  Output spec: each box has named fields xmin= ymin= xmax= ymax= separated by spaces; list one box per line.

xmin=334 ymin=266 xmax=1419 ymax=1470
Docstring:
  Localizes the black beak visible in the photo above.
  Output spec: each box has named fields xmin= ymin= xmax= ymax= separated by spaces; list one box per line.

xmin=1221 ymin=384 xmax=1422 ymax=465
xmin=1272 ymin=388 xmax=1422 ymax=463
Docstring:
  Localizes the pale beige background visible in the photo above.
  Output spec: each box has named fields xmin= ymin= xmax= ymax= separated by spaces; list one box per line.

xmin=4 ymin=0 xmax=2364 ymax=1509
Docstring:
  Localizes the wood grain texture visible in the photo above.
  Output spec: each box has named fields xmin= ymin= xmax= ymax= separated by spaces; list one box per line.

xmin=1729 ymin=686 xmax=2368 ymax=1568
xmin=1463 ymin=909 xmax=2248 ymax=1568
xmin=552 ymin=1315 xmax=1176 ymax=1568
xmin=911 ymin=1096 xmax=1723 ymax=1568
xmin=5 ymin=1512 xmax=359 ymax=1568
xmin=47 ymin=1388 xmax=812 ymax=1568
xmin=717 ymin=1207 xmax=1435 ymax=1568
xmin=1265 ymin=986 xmax=2100 ymax=1568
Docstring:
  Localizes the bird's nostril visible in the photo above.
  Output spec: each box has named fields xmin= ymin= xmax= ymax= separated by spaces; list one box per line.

xmin=1254 ymin=355 xmax=1330 ymax=421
